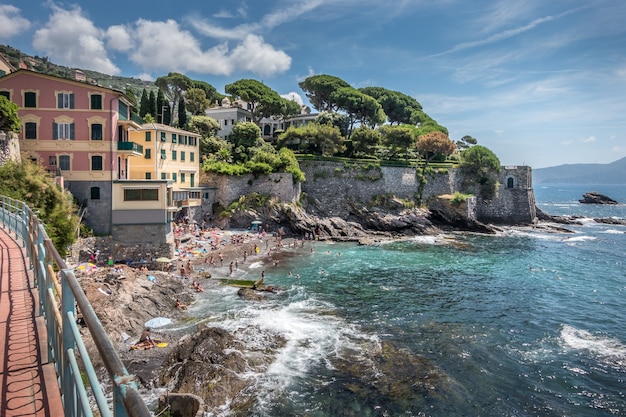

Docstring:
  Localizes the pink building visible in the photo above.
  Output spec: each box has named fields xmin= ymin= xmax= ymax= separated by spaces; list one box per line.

xmin=0 ymin=69 xmax=152 ymax=235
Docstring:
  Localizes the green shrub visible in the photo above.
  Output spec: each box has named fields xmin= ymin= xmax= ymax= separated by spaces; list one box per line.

xmin=450 ymin=192 xmax=473 ymax=206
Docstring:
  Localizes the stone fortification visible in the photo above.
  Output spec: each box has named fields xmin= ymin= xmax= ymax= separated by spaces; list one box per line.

xmin=297 ymin=161 xmax=536 ymax=225
xmin=198 ymin=161 xmax=537 ymax=227
xmin=201 ymin=172 xmax=299 ymax=207
xmin=475 ymin=166 xmax=536 ymax=224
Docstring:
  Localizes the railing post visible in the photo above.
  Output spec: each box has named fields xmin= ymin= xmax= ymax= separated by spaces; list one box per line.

xmin=61 ymin=268 xmax=76 ymax=415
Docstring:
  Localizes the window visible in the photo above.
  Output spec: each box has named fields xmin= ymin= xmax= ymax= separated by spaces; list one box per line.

xmin=172 ymin=173 xmax=177 ymax=182
xmin=57 ymin=93 xmax=74 ymax=109
xmin=24 ymin=92 xmax=37 ymax=108
xmin=190 ymin=152 xmax=194 ymax=162
xmin=0 ymin=91 xmax=10 ymax=100
xmin=507 ymin=177 xmax=515 ymax=188
xmin=59 ymin=155 xmax=70 ymax=170
xmin=91 ymin=155 xmax=103 ymax=171
xmin=49 ymin=156 xmax=57 ymax=166
xmin=118 ymin=101 xmax=128 ymax=120
xmin=145 ymin=173 xmax=152 ymax=179
xmin=25 ymin=122 xmax=37 ymax=139
xmin=172 ymin=133 xmax=177 ymax=143
xmin=161 ymin=173 xmax=166 ymax=180
xmin=90 ymin=94 xmax=102 ymax=109
xmin=145 ymin=149 xmax=151 ymax=159
xmin=90 ymin=187 xmax=100 ymax=200
xmin=190 ymin=173 xmax=195 ymax=187
xmin=180 ymin=151 xmax=185 ymax=161
xmin=91 ymin=123 xmax=103 ymax=140
xmin=53 ymin=122 xmax=75 ymax=140
xmin=145 ymin=131 xmax=151 ymax=142
xmin=180 ymin=173 xmax=185 ymax=183
xmin=160 ymin=149 xmax=166 ymax=159
xmin=160 ymin=132 xmax=166 ymax=142
xmin=124 ymin=188 xmax=159 ymax=201
xmin=171 ymin=150 xmax=177 ymax=160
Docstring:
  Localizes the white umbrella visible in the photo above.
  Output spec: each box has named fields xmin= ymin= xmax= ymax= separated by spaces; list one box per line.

xmin=144 ymin=317 xmax=172 ymax=328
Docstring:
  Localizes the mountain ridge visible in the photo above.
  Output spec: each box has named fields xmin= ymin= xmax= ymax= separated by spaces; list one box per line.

xmin=533 ymin=157 xmax=626 ymax=184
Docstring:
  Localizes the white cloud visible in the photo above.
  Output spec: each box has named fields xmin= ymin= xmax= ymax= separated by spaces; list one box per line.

xmin=0 ymin=5 xmax=30 ymax=39
xmin=32 ymin=5 xmax=119 ymax=74
xmin=281 ymin=92 xmax=304 ymax=105
xmin=135 ymin=72 xmax=154 ymax=81
xmin=561 ymin=140 xmax=573 ymax=145
xmin=128 ymin=19 xmax=290 ymax=77
xmin=106 ymin=25 xmax=133 ymax=52
xmin=228 ymin=34 xmax=291 ymax=77
xmin=580 ymin=136 xmax=597 ymax=143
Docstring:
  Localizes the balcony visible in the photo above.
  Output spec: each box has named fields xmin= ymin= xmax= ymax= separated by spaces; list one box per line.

xmin=117 ymin=141 xmax=144 ymax=156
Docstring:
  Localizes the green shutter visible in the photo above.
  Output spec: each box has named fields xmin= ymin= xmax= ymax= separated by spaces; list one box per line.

xmin=69 ymin=93 xmax=75 ymax=109
xmin=57 ymin=93 xmax=63 ymax=108
xmin=70 ymin=123 xmax=75 ymax=139
xmin=53 ymin=122 xmax=58 ymax=140
xmin=145 ymin=131 xmax=151 ymax=141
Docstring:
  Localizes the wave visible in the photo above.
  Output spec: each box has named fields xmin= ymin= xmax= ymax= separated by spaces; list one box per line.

xmin=601 ymin=229 xmax=625 ymax=235
xmin=562 ymin=235 xmax=597 ymax=243
xmin=559 ymin=324 xmax=626 ymax=371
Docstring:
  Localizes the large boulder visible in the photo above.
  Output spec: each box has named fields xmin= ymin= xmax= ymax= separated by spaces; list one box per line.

xmin=579 ymin=192 xmax=618 ymax=204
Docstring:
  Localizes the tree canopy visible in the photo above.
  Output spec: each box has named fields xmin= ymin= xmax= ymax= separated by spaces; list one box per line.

xmin=0 ymin=95 xmax=21 ymax=133
xmin=360 ymin=87 xmax=423 ymax=125
xmin=0 ymin=160 xmax=78 ymax=257
xmin=225 ymin=79 xmax=297 ymax=125
xmin=298 ymin=74 xmax=351 ymax=112
xmin=459 ymin=145 xmax=501 ymax=200
xmin=331 ymin=87 xmax=386 ymax=137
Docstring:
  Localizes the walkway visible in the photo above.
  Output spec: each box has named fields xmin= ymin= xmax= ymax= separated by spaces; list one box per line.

xmin=0 ymin=227 xmax=64 ymax=416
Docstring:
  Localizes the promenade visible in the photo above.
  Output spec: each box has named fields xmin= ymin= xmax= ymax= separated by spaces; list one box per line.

xmin=0 ymin=226 xmax=64 ymax=416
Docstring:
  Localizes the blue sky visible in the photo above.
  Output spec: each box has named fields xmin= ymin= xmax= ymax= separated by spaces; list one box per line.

xmin=1 ymin=0 xmax=625 ymax=168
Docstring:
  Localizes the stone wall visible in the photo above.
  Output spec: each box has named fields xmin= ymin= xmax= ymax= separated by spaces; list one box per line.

xmin=476 ymin=166 xmax=536 ymax=224
xmin=298 ymin=160 xmax=459 ymax=218
xmin=0 ymin=131 xmax=21 ymax=166
xmin=298 ymin=161 xmax=536 ymax=224
xmin=68 ymin=180 xmax=113 ymax=235
xmin=201 ymin=172 xmax=299 ymax=207
xmin=111 ymin=223 xmax=174 ymax=261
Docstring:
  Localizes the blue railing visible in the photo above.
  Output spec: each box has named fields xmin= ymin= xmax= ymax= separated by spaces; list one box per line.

xmin=0 ymin=196 xmax=151 ymax=417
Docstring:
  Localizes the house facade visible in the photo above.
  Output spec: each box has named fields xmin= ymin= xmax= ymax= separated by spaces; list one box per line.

xmin=205 ymin=98 xmax=317 ymax=141
xmin=0 ymin=70 xmax=180 ymax=244
xmin=129 ymin=123 xmax=209 ymax=222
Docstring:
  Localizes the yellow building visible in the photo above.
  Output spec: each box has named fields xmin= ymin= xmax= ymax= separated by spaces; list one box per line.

xmin=129 ymin=123 xmax=203 ymax=221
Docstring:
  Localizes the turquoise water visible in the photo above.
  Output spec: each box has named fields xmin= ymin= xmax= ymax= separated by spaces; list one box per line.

xmin=181 ymin=185 xmax=626 ymax=416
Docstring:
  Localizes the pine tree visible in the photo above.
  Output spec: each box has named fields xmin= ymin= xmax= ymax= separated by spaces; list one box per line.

xmin=157 ymin=89 xmax=167 ymax=124
xmin=178 ymin=97 xmax=187 ymax=129
xmin=139 ymin=89 xmax=149 ymax=118
xmin=148 ymin=90 xmax=157 ymax=121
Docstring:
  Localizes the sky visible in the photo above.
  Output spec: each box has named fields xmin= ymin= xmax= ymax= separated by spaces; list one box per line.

xmin=1 ymin=1 xmax=626 ymax=168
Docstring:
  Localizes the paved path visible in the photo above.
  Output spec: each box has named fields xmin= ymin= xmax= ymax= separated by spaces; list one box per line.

xmin=0 ymin=227 xmax=64 ymax=417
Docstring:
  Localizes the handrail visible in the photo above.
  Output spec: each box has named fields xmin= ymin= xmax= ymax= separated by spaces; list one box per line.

xmin=0 ymin=195 xmax=151 ymax=417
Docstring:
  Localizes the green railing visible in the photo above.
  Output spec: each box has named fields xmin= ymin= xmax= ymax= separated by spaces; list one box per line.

xmin=117 ymin=141 xmax=144 ymax=154
xmin=0 ymin=195 xmax=151 ymax=417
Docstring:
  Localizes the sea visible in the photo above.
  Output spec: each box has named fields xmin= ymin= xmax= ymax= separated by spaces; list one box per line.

xmin=160 ymin=184 xmax=626 ymax=417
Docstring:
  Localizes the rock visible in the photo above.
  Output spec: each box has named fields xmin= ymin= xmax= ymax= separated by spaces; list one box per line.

xmin=579 ymin=192 xmax=618 ymax=204
xmin=159 ymin=326 xmax=286 ymax=414
xmin=593 ymin=217 xmax=626 ymax=225
xmin=427 ymin=197 xmax=497 ymax=234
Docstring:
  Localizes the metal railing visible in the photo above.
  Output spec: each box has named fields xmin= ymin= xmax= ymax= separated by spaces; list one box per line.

xmin=0 ymin=195 xmax=151 ymax=417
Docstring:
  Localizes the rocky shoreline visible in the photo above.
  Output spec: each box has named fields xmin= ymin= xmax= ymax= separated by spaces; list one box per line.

xmin=73 ymin=203 xmax=623 ymax=415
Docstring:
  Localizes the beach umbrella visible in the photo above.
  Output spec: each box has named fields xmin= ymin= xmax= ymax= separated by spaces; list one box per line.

xmin=76 ymin=262 xmax=97 ymax=272
xmin=156 ymin=257 xmax=172 ymax=263
xmin=144 ymin=317 xmax=172 ymax=328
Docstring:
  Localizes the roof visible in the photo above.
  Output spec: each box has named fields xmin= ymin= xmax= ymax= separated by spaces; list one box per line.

xmin=0 ymin=69 xmax=135 ymax=105
xmin=139 ymin=122 xmax=201 ymax=137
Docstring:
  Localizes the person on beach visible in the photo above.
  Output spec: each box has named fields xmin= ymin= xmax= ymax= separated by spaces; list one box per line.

xmin=139 ymin=328 xmax=156 ymax=348
xmin=229 ymin=261 xmax=234 ymax=275
xmin=175 ymin=299 xmax=187 ymax=310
